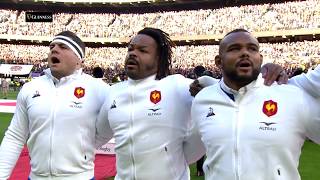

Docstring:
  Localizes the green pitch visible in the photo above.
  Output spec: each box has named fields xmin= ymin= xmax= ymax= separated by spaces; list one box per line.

xmin=0 ymin=88 xmax=319 ymax=179
xmin=0 ymin=113 xmax=319 ymax=179
xmin=3 ymin=90 xmax=19 ymax=100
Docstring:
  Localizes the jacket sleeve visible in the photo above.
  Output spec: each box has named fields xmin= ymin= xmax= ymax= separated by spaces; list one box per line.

xmin=95 ymin=98 xmax=114 ymax=148
xmin=198 ymin=75 xmax=219 ymax=87
xmin=183 ymin=120 xmax=206 ymax=164
xmin=289 ymin=65 xmax=320 ymax=98
xmin=301 ymin=90 xmax=320 ymax=144
xmin=177 ymin=76 xmax=206 ymax=164
xmin=95 ymin=79 xmax=110 ymax=108
xmin=0 ymin=87 xmax=29 ymax=180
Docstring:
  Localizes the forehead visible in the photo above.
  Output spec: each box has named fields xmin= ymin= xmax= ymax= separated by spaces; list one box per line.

xmin=49 ymin=41 xmax=66 ymax=46
xmin=221 ymin=32 xmax=259 ymax=48
xmin=129 ymin=34 xmax=157 ymax=48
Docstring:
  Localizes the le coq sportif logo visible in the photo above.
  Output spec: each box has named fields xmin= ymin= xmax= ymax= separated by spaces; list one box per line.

xmin=25 ymin=12 xmax=53 ymax=22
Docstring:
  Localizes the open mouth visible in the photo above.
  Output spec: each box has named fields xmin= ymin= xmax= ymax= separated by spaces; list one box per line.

xmin=126 ymin=59 xmax=138 ymax=68
xmin=51 ymin=57 xmax=60 ymax=64
xmin=237 ymin=60 xmax=252 ymax=68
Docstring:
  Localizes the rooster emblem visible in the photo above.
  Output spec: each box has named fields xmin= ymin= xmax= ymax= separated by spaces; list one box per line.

xmin=262 ymin=100 xmax=277 ymax=117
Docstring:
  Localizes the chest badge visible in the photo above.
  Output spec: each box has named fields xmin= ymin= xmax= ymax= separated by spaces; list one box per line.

xmin=150 ymin=90 xmax=161 ymax=104
xmin=262 ymin=100 xmax=277 ymax=117
xmin=74 ymin=87 xmax=85 ymax=99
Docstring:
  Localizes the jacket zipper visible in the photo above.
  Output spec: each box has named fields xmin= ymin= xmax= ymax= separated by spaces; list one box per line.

xmin=49 ymin=83 xmax=58 ymax=175
xmin=234 ymin=107 xmax=240 ymax=180
xmin=129 ymin=86 xmax=136 ymax=180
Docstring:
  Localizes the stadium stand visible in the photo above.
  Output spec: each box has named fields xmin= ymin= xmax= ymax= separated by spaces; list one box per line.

xmin=0 ymin=0 xmax=319 ymax=179
xmin=0 ymin=0 xmax=319 ymax=81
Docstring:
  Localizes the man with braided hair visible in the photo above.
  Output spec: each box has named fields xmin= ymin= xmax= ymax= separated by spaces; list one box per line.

xmin=96 ymin=27 xmax=202 ymax=179
xmin=0 ymin=31 xmax=109 ymax=180
xmin=96 ymin=27 xmax=286 ymax=179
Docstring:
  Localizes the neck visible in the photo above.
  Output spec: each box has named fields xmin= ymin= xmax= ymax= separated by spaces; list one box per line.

xmin=50 ymin=68 xmax=81 ymax=80
xmin=223 ymin=78 xmax=252 ymax=91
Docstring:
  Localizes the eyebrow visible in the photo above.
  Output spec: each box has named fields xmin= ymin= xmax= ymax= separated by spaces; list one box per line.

xmin=227 ymin=43 xmax=258 ymax=48
xmin=128 ymin=44 xmax=149 ymax=49
xmin=50 ymin=42 xmax=65 ymax=46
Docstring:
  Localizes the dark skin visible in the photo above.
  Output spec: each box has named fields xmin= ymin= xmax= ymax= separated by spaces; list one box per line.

xmin=125 ymin=34 xmax=159 ymax=80
xmin=189 ymin=65 xmax=288 ymax=97
xmin=216 ymin=31 xmax=263 ymax=90
xmin=190 ymin=31 xmax=288 ymax=96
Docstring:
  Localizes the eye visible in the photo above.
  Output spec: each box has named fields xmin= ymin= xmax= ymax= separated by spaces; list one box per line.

xmin=228 ymin=47 xmax=240 ymax=52
xmin=248 ymin=46 xmax=258 ymax=51
xmin=49 ymin=44 xmax=55 ymax=50
xmin=60 ymin=45 xmax=68 ymax=49
xmin=127 ymin=46 xmax=133 ymax=52
xmin=139 ymin=49 xmax=147 ymax=53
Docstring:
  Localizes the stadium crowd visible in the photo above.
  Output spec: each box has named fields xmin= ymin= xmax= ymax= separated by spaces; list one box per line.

xmin=0 ymin=0 xmax=319 ymax=82
xmin=0 ymin=0 xmax=320 ymax=179
xmin=0 ymin=40 xmax=319 ymax=82
xmin=0 ymin=0 xmax=319 ymax=38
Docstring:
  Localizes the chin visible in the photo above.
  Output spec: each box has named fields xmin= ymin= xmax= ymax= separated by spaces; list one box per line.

xmin=126 ymin=73 xmax=137 ymax=80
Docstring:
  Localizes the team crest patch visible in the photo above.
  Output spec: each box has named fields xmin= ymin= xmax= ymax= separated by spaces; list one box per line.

xmin=262 ymin=100 xmax=277 ymax=117
xmin=74 ymin=87 xmax=85 ymax=99
xmin=150 ymin=90 xmax=161 ymax=104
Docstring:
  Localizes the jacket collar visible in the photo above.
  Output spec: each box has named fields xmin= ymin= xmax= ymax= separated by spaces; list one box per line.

xmin=220 ymin=73 xmax=264 ymax=100
xmin=127 ymin=74 xmax=157 ymax=85
xmin=44 ymin=68 xmax=83 ymax=85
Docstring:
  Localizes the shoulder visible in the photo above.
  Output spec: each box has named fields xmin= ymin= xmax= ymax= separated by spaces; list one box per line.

xmin=194 ymin=83 xmax=220 ymax=101
xmin=161 ymin=74 xmax=193 ymax=85
xmin=164 ymin=74 xmax=188 ymax=81
xmin=22 ymin=76 xmax=46 ymax=88
xmin=81 ymin=74 xmax=110 ymax=87
xmin=109 ymin=81 xmax=127 ymax=91
xmin=265 ymin=83 xmax=303 ymax=95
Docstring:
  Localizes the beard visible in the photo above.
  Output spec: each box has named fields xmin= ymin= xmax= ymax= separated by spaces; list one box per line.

xmin=223 ymin=67 xmax=261 ymax=86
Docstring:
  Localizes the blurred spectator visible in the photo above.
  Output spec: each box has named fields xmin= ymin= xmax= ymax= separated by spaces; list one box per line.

xmin=1 ymin=78 xmax=9 ymax=99
xmin=92 ymin=66 xmax=104 ymax=78
xmin=0 ymin=1 xmax=319 ymax=38
xmin=0 ymin=0 xmax=319 ymax=82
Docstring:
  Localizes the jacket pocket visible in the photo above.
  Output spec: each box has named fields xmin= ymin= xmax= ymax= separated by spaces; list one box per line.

xmin=275 ymin=165 xmax=283 ymax=180
xmin=163 ymin=146 xmax=178 ymax=179
xmin=80 ymin=129 xmax=90 ymax=164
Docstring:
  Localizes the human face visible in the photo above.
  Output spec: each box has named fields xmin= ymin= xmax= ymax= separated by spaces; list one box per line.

xmin=215 ymin=31 xmax=262 ymax=90
xmin=125 ymin=34 xmax=159 ymax=80
xmin=48 ymin=42 xmax=81 ymax=79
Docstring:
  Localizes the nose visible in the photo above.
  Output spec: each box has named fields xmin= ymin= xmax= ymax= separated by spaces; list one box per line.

xmin=128 ymin=48 xmax=137 ymax=55
xmin=240 ymin=48 xmax=250 ymax=58
xmin=50 ymin=44 xmax=59 ymax=53
xmin=127 ymin=50 xmax=137 ymax=59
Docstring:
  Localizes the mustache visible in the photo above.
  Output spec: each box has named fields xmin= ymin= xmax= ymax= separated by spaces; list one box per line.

xmin=236 ymin=59 xmax=252 ymax=67
xmin=125 ymin=57 xmax=139 ymax=66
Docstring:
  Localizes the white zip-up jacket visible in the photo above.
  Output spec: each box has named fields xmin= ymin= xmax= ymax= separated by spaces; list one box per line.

xmin=0 ymin=69 xmax=109 ymax=180
xmin=289 ymin=64 xmax=320 ymax=98
xmin=97 ymin=74 xmax=206 ymax=180
xmin=191 ymin=75 xmax=320 ymax=180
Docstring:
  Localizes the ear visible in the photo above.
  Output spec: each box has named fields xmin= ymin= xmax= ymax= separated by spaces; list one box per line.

xmin=215 ymin=55 xmax=222 ymax=69
xmin=259 ymin=54 xmax=263 ymax=66
xmin=156 ymin=55 xmax=160 ymax=67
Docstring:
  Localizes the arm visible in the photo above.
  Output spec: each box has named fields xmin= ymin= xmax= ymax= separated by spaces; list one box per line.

xmin=289 ymin=65 xmax=320 ymax=98
xmin=301 ymin=90 xmax=320 ymax=144
xmin=177 ymin=75 xmax=206 ymax=164
xmin=95 ymin=98 xmax=114 ymax=148
xmin=0 ymin=88 xmax=29 ymax=179
xmin=189 ymin=63 xmax=287 ymax=97
xmin=183 ymin=121 xmax=206 ymax=164
xmin=189 ymin=76 xmax=219 ymax=97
